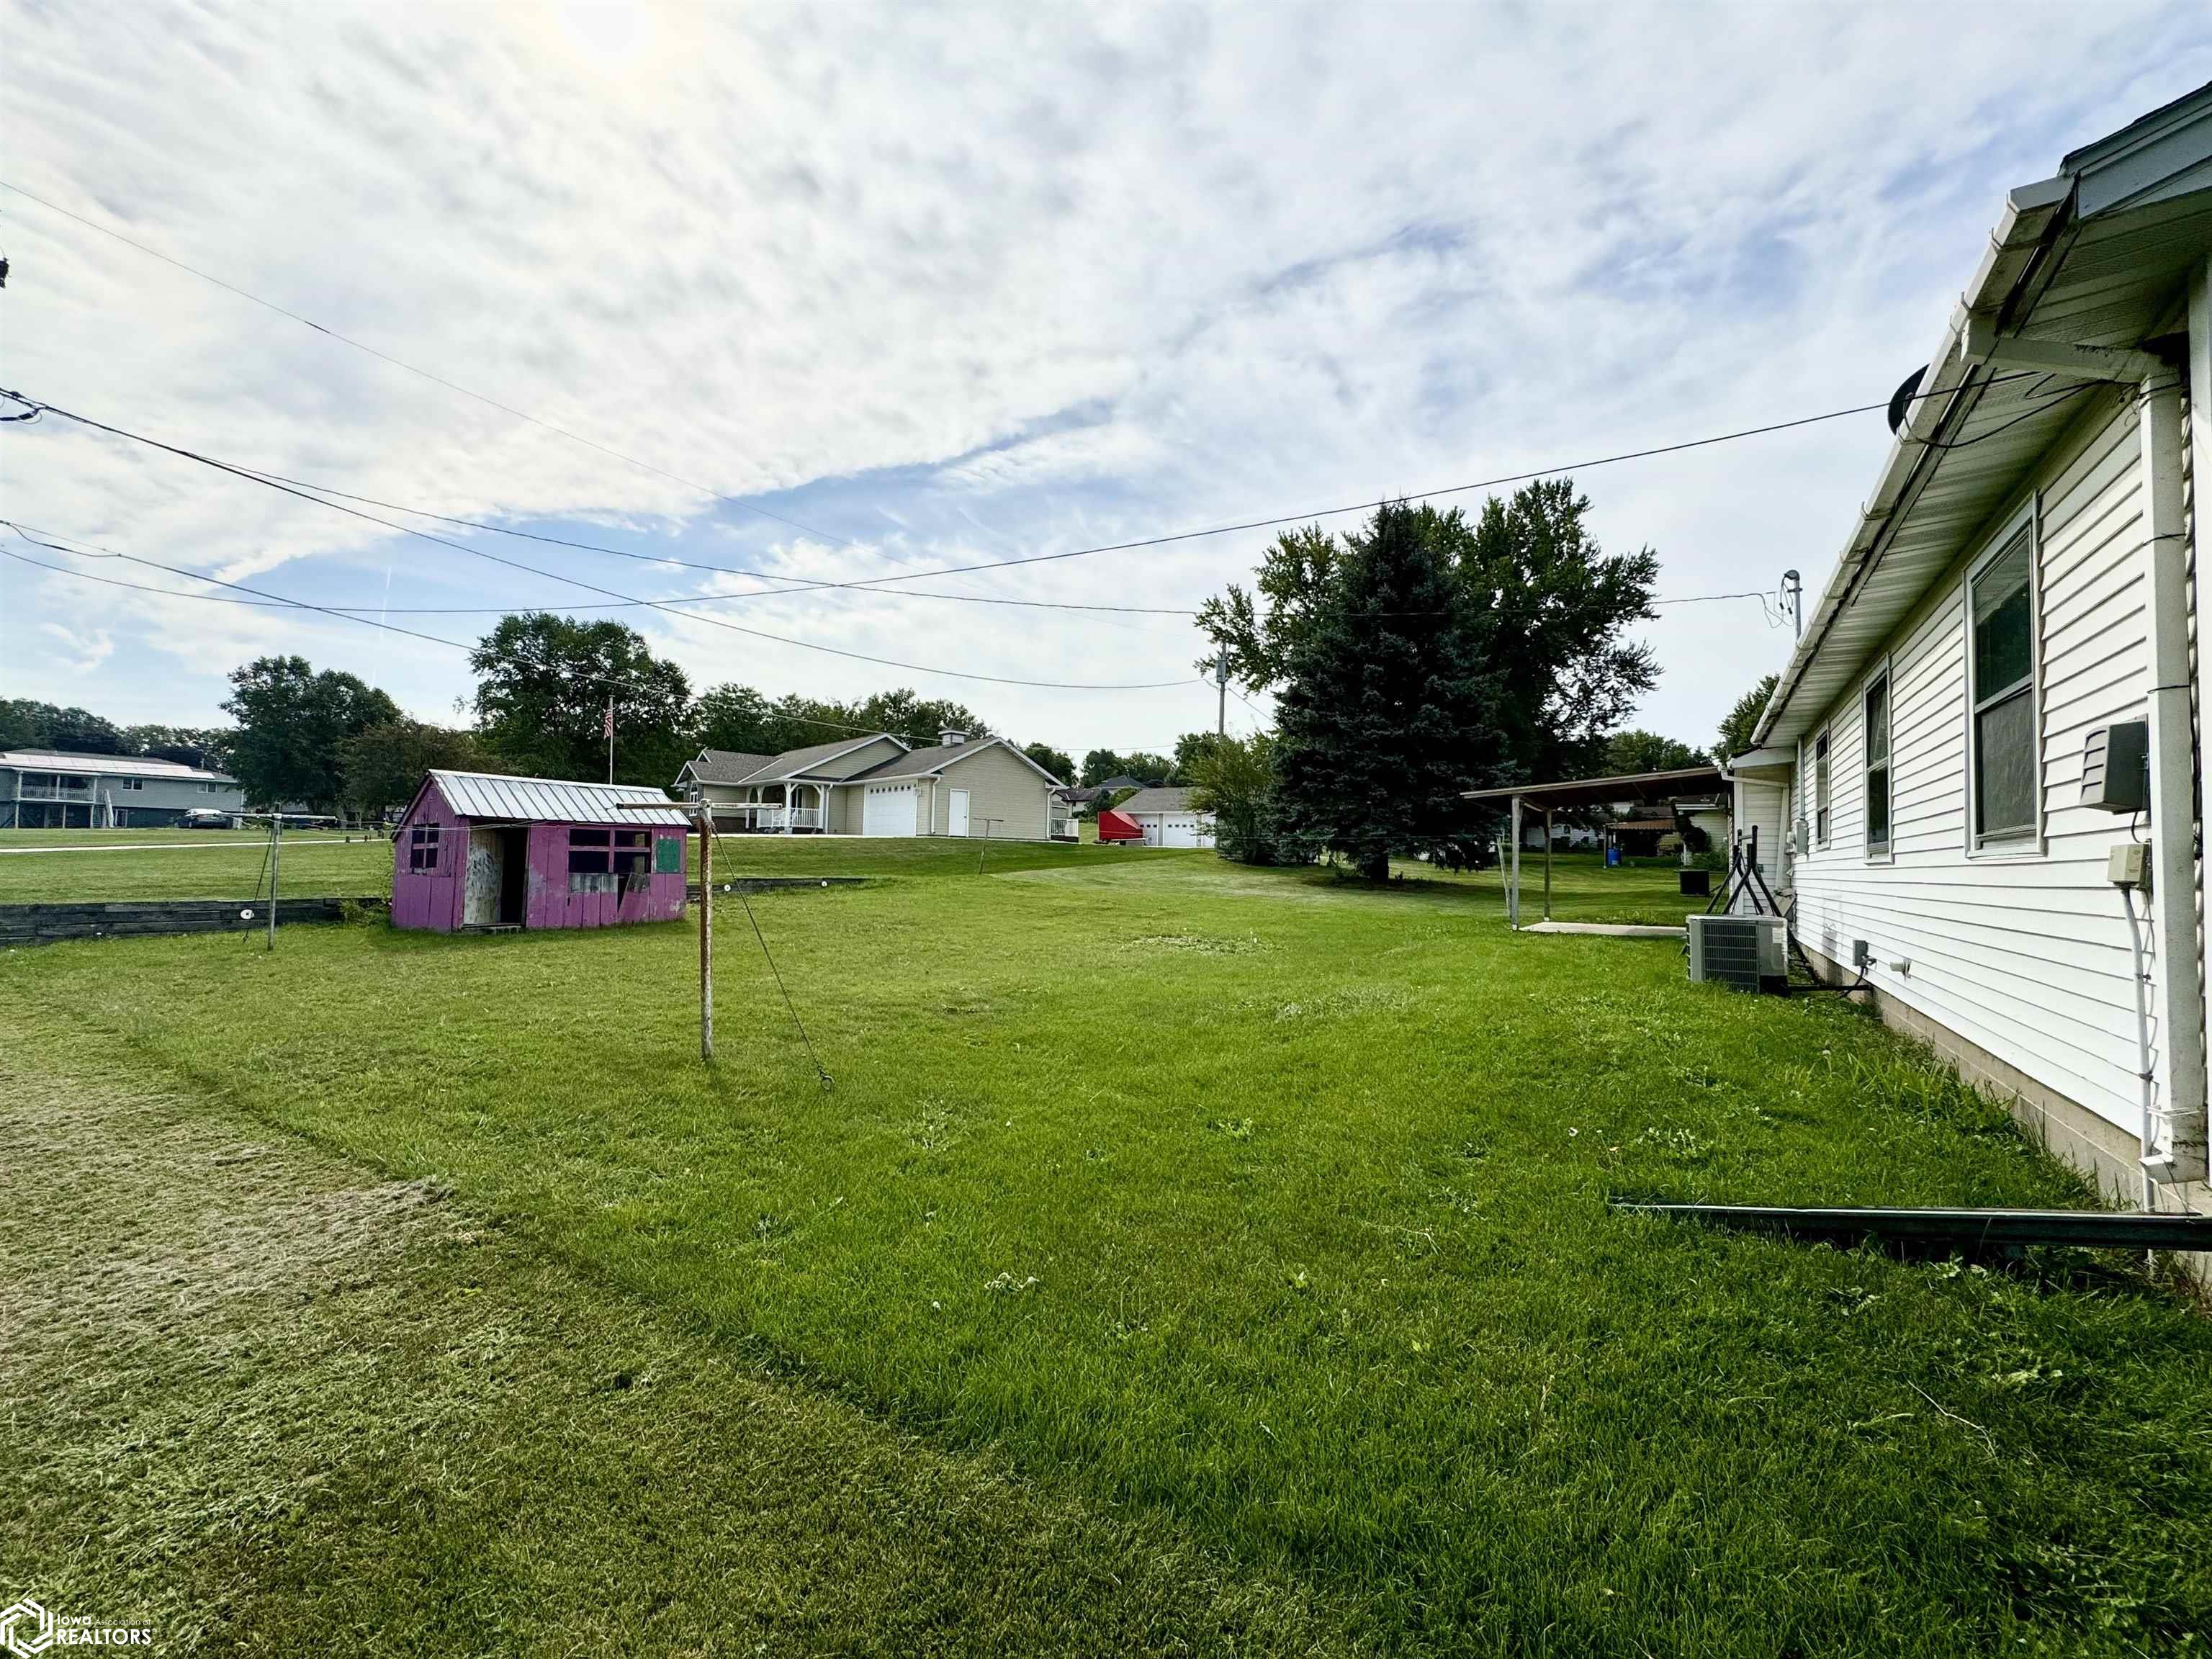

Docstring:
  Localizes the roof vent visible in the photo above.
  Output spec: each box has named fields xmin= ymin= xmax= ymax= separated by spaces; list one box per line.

xmin=939 ymin=728 xmax=968 ymax=747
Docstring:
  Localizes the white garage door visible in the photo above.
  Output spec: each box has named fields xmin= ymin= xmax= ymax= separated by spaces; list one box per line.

xmin=863 ymin=784 xmax=916 ymax=837
xmin=1156 ymin=814 xmax=1211 ymax=848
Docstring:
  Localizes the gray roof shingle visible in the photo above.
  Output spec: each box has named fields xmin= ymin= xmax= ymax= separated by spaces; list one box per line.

xmin=1114 ymin=786 xmax=1199 ymax=816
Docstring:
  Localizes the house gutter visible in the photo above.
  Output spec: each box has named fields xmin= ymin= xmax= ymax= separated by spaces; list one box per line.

xmin=1748 ymin=172 xmax=2076 ymax=752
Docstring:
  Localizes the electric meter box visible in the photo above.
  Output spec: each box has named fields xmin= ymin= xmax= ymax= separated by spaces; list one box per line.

xmin=2080 ymin=720 xmax=2149 ymax=814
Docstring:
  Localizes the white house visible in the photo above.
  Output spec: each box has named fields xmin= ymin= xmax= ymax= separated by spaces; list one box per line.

xmin=1112 ymin=786 xmax=1215 ymax=848
xmin=673 ymin=729 xmax=1064 ymax=840
xmin=1728 ymin=83 xmax=2212 ymax=1220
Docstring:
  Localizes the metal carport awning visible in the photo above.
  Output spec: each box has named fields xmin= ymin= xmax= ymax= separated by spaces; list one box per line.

xmin=1462 ymin=765 xmax=1727 ymax=927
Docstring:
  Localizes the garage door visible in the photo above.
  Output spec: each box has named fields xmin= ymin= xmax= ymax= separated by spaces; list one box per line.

xmin=1158 ymin=815 xmax=1213 ymax=848
xmin=863 ymin=784 xmax=916 ymax=837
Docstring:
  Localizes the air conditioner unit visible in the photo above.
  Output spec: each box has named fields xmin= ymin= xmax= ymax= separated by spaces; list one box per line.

xmin=1687 ymin=914 xmax=1786 ymax=993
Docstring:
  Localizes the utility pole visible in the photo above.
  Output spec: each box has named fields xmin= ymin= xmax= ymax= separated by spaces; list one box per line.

xmin=1215 ymin=650 xmax=1229 ymax=738
xmin=696 ymin=808 xmax=712 ymax=1061
xmin=266 ymin=813 xmax=281 ymax=951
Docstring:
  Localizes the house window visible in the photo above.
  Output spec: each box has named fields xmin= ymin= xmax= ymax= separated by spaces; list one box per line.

xmin=1969 ymin=526 xmax=2037 ymax=845
xmin=202 ymin=781 xmax=222 ymax=793
xmin=1863 ymin=674 xmax=1891 ymax=853
xmin=567 ymin=827 xmax=613 ymax=874
xmin=121 ymin=778 xmax=145 ymax=791
xmin=1813 ymin=731 xmax=1830 ymax=846
xmin=408 ymin=824 xmax=441 ymax=872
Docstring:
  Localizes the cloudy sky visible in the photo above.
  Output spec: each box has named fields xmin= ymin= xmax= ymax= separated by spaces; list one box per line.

xmin=6 ymin=2 xmax=2208 ymax=763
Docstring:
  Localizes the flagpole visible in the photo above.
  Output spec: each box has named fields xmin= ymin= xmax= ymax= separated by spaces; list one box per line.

xmin=606 ymin=693 xmax=614 ymax=784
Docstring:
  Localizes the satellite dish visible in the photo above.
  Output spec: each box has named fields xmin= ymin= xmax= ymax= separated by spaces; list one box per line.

xmin=1886 ymin=366 xmax=1927 ymax=434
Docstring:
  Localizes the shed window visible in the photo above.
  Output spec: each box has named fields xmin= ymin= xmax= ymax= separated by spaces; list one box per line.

xmin=1813 ymin=731 xmax=1830 ymax=847
xmin=613 ymin=830 xmax=651 ymax=876
xmin=408 ymin=823 xmax=442 ymax=872
xmin=567 ymin=827 xmax=613 ymax=874
xmin=1970 ymin=526 xmax=2037 ymax=844
xmin=1863 ymin=674 xmax=1891 ymax=853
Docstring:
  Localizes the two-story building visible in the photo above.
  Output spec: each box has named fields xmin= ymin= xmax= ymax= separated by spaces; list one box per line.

xmin=0 ymin=749 xmax=245 ymax=829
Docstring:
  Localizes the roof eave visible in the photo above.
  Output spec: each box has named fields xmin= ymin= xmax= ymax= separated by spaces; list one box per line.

xmin=1749 ymin=172 xmax=2074 ymax=751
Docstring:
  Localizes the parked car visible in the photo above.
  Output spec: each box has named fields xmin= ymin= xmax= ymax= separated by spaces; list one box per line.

xmin=181 ymin=808 xmax=237 ymax=830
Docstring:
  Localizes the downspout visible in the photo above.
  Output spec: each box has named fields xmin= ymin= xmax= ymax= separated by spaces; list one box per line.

xmin=2144 ymin=369 xmax=2208 ymax=1190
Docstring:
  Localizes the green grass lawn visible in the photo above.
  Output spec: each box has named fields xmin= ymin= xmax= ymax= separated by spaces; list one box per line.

xmin=4 ymin=848 xmax=2208 ymax=1655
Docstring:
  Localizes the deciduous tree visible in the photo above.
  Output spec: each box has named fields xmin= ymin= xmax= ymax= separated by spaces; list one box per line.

xmin=1601 ymin=729 xmax=1708 ymax=775
xmin=341 ymin=719 xmax=503 ymax=822
xmin=471 ymin=615 xmax=692 ymax=786
xmin=1021 ymin=742 xmax=1074 ymax=783
xmin=222 ymin=656 xmax=401 ymax=812
xmin=1714 ymin=673 xmax=1779 ymax=763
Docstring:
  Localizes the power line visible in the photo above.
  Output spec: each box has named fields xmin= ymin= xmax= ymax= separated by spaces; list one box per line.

xmin=834 ymin=371 xmax=2048 ymax=591
xmin=0 ymin=177 xmax=862 ymax=553
xmin=4 ymin=170 xmax=2046 ymax=601
xmin=1 ymin=524 xmax=1189 ymax=746
xmin=208 ymin=466 xmax=1200 ymax=616
xmin=7 ymin=392 xmax=1205 ymax=693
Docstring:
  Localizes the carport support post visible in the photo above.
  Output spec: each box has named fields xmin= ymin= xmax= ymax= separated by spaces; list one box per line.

xmin=1542 ymin=809 xmax=1553 ymax=922
xmin=1508 ymin=795 xmax=1521 ymax=928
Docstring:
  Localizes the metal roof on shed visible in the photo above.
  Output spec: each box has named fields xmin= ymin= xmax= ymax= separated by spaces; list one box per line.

xmin=426 ymin=770 xmax=689 ymax=826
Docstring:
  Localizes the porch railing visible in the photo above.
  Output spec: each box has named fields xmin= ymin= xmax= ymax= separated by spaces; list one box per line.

xmin=714 ymin=803 xmax=823 ymax=832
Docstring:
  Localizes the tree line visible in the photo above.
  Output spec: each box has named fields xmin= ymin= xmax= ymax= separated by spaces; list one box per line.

xmin=7 ymin=613 xmax=1129 ymax=820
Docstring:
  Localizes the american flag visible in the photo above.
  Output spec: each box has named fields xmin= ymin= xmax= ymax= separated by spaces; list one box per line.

xmin=603 ymin=701 xmax=615 ymax=740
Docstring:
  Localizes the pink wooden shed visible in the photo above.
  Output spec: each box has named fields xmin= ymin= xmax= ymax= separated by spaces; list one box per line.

xmin=390 ymin=770 xmax=691 ymax=934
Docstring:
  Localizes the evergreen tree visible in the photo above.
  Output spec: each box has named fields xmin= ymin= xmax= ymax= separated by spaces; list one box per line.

xmin=1272 ymin=501 xmax=1497 ymax=879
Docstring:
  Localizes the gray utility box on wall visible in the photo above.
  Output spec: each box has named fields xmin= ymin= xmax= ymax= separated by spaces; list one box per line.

xmin=2080 ymin=719 xmax=2150 ymax=814
xmin=1687 ymin=914 xmax=1786 ymax=994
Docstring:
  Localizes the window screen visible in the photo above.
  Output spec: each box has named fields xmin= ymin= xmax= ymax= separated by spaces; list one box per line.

xmin=1864 ymin=675 xmax=1891 ymax=851
xmin=1971 ymin=529 xmax=2036 ymax=842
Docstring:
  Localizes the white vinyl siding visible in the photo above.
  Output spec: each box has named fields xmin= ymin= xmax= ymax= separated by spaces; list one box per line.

xmin=1787 ymin=393 xmax=2159 ymax=1136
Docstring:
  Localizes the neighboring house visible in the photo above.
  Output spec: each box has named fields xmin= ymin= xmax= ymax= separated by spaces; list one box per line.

xmin=1047 ymin=786 xmax=1099 ymax=840
xmin=1730 ymin=84 xmax=2212 ymax=1215
xmin=1673 ymin=794 xmax=1732 ymax=861
xmin=1112 ymin=786 xmax=1215 ymax=848
xmin=390 ymin=770 xmax=689 ymax=933
xmin=673 ymin=729 xmax=1061 ymax=840
xmin=0 ymin=748 xmax=243 ymax=829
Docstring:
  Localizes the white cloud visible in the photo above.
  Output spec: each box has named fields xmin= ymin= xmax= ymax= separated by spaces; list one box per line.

xmin=4 ymin=1 xmax=2208 ymax=754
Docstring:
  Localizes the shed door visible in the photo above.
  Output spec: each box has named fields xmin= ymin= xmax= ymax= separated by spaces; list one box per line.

xmin=464 ymin=827 xmax=503 ymax=925
xmin=948 ymin=788 xmax=971 ymax=837
xmin=863 ymin=784 xmax=915 ymax=837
